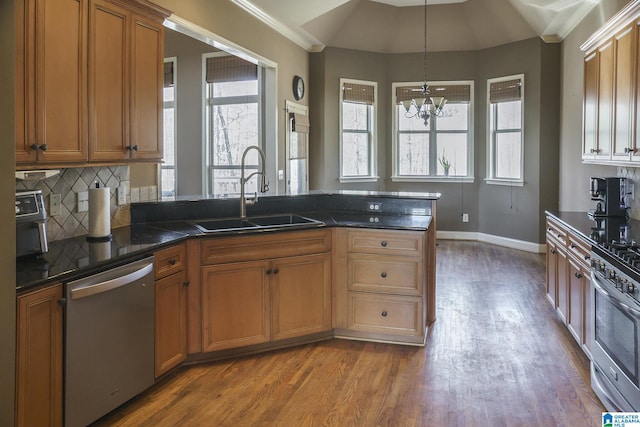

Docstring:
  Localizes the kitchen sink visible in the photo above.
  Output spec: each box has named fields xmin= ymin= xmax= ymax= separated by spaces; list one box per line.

xmin=191 ymin=214 xmax=323 ymax=233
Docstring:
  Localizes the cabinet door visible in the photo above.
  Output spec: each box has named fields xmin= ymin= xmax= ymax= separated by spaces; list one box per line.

xmin=613 ymin=24 xmax=636 ymax=160
xmin=155 ymin=270 xmax=188 ymax=377
xmin=567 ymin=256 xmax=589 ymax=351
xmin=597 ymin=40 xmax=614 ymax=160
xmin=556 ymin=247 xmax=569 ymax=325
xmin=17 ymin=0 xmax=88 ymax=165
xmin=88 ymin=0 xmax=130 ymax=162
xmin=583 ymin=50 xmax=599 ymax=160
xmin=201 ymin=261 xmax=270 ymax=352
xmin=130 ymin=13 xmax=163 ymax=160
xmin=271 ymin=254 xmax=332 ymax=341
xmin=16 ymin=285 xmax=63 ymax=427
xmin=546 ymin=237 xmax=559 ymax=308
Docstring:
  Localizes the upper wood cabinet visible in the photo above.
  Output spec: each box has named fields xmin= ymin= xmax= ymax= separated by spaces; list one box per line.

xmin=16 ymin=0 xmax=169 ymax=167
xmin=582 ymin=2 xmax=640 ymax=165
xmin=15 ymin=0 xmax=89 ymax=165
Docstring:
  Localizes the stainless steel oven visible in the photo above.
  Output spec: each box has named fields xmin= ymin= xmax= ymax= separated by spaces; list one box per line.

xmin=591 ymin=249 xmax=640 ymax=411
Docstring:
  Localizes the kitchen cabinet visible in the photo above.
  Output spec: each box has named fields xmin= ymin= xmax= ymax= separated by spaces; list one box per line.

xmin=15 ymin=0 xmax=169 ymax=167
xmin=154 ymin=243 xmax=188 ymax=377
xmin=334 ymin=228 xmax=429 ymax=345
xmin=199 ymin=230 xmax=332 ymax=353
xmin=15 ymin=284 xmax=63 ymax=427
xmin=15 ymin=0 xmax=88 ymax=165
xmin=581 ymin=3 xmax=640 ymax=164
xmin=545 ymin=214 xmax=593 ymax=358
xmin=89 ymin=0 xmax=164 ymax=162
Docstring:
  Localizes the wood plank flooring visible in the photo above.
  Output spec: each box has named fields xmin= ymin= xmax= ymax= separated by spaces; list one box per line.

xmin=93 ymin=240 xmax=604 ymax=426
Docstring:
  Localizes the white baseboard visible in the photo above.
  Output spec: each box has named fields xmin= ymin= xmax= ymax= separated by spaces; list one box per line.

xmin=436 ymin=230 xmax=546 ymax=254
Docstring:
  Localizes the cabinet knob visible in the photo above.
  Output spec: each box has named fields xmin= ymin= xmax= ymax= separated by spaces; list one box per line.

xmin=590 ymin=148 xmax=600 ymax=153
xmin=381 ymin=272 xmax=387 ymax=278
xmin=127 ymin=145 xmax=139 ymax=151
xmin=57 ymin=298 xmax=67 ymax=307
xmin=266 ymin=269 xmax=272 ymax=275
xmin=182 ymin=280 xmax=190 ymax=287
xmin=574 ymin=272 xmax=583 ymax=279
xmin=168 ymin=259 xmax=177 ymax=266
xmin=380 ymin=240 xmax=387 ymax=247
xmin=30 ymin=143 xmax=38 ymax=151
xmin=381 ymin=311 xmax=388 ymax=317
xmin=39 ymin=144 xmax=47 ymax=151
xmin=550 ymin=248 xmax=557 ymax=255
xmin=273 ymin=268 xmax=279 ymax=275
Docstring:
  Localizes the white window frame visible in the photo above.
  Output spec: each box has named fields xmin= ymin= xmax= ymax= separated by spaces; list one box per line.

xmin=486 ymin=74 xmax=524 ymax=187
xmin=391 ymin=80 xmax=474 ymax=183
xmin=161 ymin=57 xmax=178 ymax=198
xmin=339 ymin=78 xmax=378 ymax=183
xmin=203 ymin=51 xmax=263 ymax=196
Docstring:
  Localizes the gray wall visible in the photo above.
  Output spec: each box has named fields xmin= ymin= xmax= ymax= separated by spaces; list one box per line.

xmin=310 ymin=38 xmax=560 ymax=244
xmin=1 ymin=0 xmax=17 ymax=423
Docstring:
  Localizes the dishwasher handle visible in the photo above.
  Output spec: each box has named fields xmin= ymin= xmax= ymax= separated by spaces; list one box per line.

xmin=70 ymin=261 xmax=154 ymax=300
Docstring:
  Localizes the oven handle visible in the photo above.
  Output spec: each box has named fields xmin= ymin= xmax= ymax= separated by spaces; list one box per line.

xmin=591 ymin=271 xmax=640 ymax=318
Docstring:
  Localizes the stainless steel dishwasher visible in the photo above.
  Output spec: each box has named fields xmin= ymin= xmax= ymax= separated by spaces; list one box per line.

xmin=65 ymin=256 xmax=155 ymax=427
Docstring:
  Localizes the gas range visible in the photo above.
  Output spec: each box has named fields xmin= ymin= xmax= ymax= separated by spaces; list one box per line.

xmin=592 ymin=242 xmax=640 ymax=304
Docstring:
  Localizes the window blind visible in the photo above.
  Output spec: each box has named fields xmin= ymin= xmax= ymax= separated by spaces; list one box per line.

xmin=343 ymin=82 xmax=375 ymax=105
xmin=291 ymin=113 xmax=309 ymax=134
xmin=164 ymin=62 xmax=174 ymax=87
xmin=206 ymin=55 xmax=257 ymax=83
xmin=396 ymin=84 xmax=471 ymax=103
xmin=489 ymin=79 xmax=522 ymax=103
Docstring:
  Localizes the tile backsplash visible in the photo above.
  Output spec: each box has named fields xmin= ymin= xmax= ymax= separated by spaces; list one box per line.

xmin=15 ymin=166 xmax=150 ymax=242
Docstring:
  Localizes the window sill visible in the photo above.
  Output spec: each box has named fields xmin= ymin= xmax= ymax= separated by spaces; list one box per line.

xmin=339 ymin=176 xmax=380 ymax=183
xmin=391 ymin=176 xmax=475 ymax=184
xmin=485 ymin=178 xmax=524 ymax=187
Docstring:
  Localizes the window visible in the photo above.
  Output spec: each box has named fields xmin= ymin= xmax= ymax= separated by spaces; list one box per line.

xmin=205 ymin=53 xmax=261 ymax=196
xmin=340 ymin=79 xmax=377 ymax=181
xmin=162 ymin=58 xmax=177 ymax=197
xmin=392 ymin=81 xmax=473 ymax=180
xmin=487 ymin=75 xmax=524 ymax=185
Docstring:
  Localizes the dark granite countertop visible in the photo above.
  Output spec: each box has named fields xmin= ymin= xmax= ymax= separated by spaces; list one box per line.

xmin=17 ymin=209 xmax=433 ymax=292
xmin=545 ymin=210 xmax=640 ymax=246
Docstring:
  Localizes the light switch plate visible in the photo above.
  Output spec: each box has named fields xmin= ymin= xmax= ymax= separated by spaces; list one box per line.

xmin=50 ymin=193 xmax=61 ymax=216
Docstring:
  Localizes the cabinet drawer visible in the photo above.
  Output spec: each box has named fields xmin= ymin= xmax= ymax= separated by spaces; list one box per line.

xmin=567 ymin=233 xmax=591 ymax=268
xmin=155 ymin=243 xmax=187 ymax=279
xmin=200 ymin=229 xmax=331 ymax=265
xmin=546 ymin=219 xmax=567 ymax=246
xmin=348 ymin=292 xmax=423 ymax=337
xmin=347 ymin=229 xmax=423 ymax=256
xmin=347 ymin=254 xmax=422 ymax=295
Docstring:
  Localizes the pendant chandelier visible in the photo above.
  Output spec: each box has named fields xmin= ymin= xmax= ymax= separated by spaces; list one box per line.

xmin=401 ymin=0 xmax=447 ymax=126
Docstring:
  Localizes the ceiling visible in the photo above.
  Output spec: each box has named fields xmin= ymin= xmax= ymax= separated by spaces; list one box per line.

xmin=231 ymin=0 xmax=600 ymax=53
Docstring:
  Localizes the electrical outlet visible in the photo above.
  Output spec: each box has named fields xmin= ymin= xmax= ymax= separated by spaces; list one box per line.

xmin=629 ymin=183 xmax=635 ymax=201
xmin=278 ymin=169 xmax=284 ymax=180
xmin=50 ymin=193 xmax=61 ymax=216
xmin=367 ymin=202 xmax=382 ymax=212
xmin=117 ymin=186 xmax=126 ymax=206
xmin=462 ymin=213 xmax=469 ymax=223
xmin=77 ymin=191 xmax=89 ymax=212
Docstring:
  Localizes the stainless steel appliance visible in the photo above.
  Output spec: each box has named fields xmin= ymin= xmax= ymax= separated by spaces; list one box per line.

xmin=589 ymin=177 xmax=630 ymax=218
xmin=15 ymin=190 xmax=48 ymax=258
xmin=590 ymin=237 xmax=640 ymax=411
xmin=64 ymin=257 xmax=155 ymax=427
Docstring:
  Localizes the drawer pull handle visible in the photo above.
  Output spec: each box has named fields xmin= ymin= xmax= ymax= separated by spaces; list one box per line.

xmin=381 ymin=272 xmax=387 ymax=278
xmin=585 ymin=254 xmax=590 ymax=260
xmin=570 ymin=244 xmax=576 ymax=249
xmin=169 ymin=259 xmax=177 ymax=266
xmin=381 ymin=311 xmax=388 ymax=317
xmin=381 ymin=241 xmax=387 ymax=247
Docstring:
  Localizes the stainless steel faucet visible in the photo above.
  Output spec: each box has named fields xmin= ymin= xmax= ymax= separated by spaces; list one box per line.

xmin=240 ymin=145 xmax=269 ymax=218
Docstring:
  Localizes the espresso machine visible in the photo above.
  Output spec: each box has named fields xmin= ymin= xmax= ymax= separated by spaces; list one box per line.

xmin=589 ymin=177 xmax=629 ymax=218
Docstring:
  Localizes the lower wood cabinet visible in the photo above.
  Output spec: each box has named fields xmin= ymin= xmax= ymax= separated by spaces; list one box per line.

xmin=545 ymin=215 xmax=593 ymax=357
xmin=16 ymin=284 xmax=63 ymax=427
xmin=154 ymin=243 xmax=188 ymax=377
xmin=199 ymin=230 xmax=332 ymax=353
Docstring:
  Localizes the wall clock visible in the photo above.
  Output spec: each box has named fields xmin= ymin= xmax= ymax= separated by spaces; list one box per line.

xmin=293 ymin=75 xmax=305 ymax=100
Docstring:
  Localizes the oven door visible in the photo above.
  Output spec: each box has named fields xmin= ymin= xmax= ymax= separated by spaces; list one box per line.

xmin=591 ymin=272 xmax=640 ymax=410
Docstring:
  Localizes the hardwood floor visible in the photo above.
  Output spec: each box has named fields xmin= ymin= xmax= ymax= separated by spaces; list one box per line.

xmin=93 ymin=240 xmax=604 ymax=426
